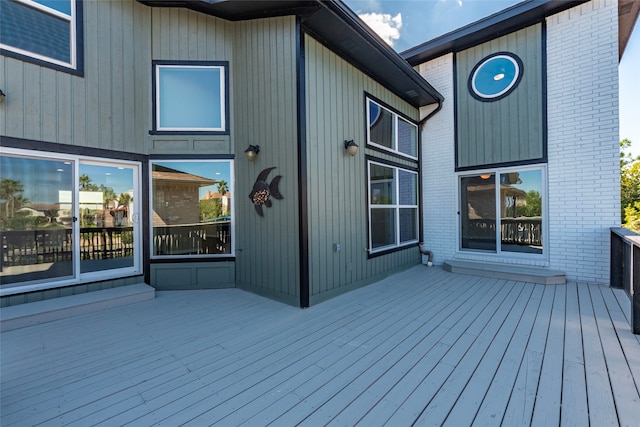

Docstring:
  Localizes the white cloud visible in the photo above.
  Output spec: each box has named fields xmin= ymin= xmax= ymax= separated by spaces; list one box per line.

xmin=358 ymin=12 xmax=403 ymax=47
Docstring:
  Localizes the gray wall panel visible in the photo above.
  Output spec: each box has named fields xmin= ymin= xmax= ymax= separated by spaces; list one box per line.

xmin=456 ymin=24 xmax=543 ymax=168
xmin=0 ymin=0 xmax=151 ymax=153
xmin=233 ymin=17 xmax=300 ymax=302
xmin=305 ymin=36 xmax=421 ymax=301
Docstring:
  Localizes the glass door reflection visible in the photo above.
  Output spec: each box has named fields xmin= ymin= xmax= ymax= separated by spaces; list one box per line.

xmin=79 ymin=164 xmax=135 ymax=273
xmin=0 ymin=155 xmax=75 ymax=286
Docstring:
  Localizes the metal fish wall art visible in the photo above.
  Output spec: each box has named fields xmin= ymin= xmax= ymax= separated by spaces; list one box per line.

xmin=249 ymin=167 xmax=284 ymax=216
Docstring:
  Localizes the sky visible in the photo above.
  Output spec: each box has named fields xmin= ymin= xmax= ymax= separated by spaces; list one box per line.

xmin=344 ymin=0 xmax=640 ymax=156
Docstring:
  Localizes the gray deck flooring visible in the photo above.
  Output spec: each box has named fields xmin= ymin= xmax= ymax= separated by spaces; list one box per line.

xmin=1 ymin=266 xmax=639 ymax=426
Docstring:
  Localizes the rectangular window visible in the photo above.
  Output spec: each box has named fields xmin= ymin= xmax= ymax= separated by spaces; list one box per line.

xmin=153 ymin=62 xmax=228 ymax=133
xmin=368 ymin=160 xmax=419 ymax=253
xmin=459 ymin=166 xmax=545 ymax=256
xmin=0 ymin=148 xmax=142 ymax=294
xmin=0 ymin=0 xmax=80 ymax=72
xmin=367 ymin=98 xmax=418 ymax=159
xmin=150 ymin=159 xmax=233 ymax=258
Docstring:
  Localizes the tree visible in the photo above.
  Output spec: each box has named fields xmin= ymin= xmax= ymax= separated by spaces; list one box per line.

xmin=623 ymin=202 xmax=640 ymax=233
xmin=217 ymin=180 xmax=229 ymax=197
xmin=118 ymin=192 xmax=132 ymax=207
xmin=79 ymin=174 xmax=98 ymax=191
xmin=0 ymin=178 xmax=26 ymax=220
xmin=99 ymin=185 xmax=118 ymax=208
xmin=200 ymin=199 xmax=223 ymax=221
xmin=620 ymin=139 xmax=640 ymax=168
xmin=522 ymin=190 xmax=542 ymax=217
xmin=620 ymin=139 xmax=640 ymax=229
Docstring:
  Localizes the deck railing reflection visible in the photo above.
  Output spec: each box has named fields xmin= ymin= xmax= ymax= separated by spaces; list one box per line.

xmin=0 ymin=227 xmax=135 ymax=271
xmin=153 ymin=222 xmax=231 ymax=256
xmin=465 ymin=218 xmax=542 ymax=246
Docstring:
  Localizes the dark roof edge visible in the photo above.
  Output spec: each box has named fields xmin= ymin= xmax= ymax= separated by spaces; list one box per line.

xmin=319 ymin=1 xmax=444 ymax=104
xmin=136 ymin=0 xmax=443 ymax=106
xmin=401 ymin=0 xmax=588 ymax=65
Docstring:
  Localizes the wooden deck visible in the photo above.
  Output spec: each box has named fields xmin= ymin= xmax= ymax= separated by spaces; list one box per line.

xmin=1 ymin=266 xmax=639 ymax=426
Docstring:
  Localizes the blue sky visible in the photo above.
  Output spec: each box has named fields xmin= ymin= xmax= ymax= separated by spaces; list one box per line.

xmin=344 ymin=0 xmax=640 ymax=156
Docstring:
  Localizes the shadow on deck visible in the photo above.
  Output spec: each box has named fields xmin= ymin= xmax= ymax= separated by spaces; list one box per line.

xmin=1 ymin=266 xmax=639 ymax=426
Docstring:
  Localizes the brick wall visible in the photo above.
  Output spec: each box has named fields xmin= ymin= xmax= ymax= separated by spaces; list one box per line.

xmin=546 ymin=0 xmax=620 ymax=282
xmin=418 ymin=53 xmax=457 ymax=263
xmin=417 ymin=0 xmax=620 ymax=283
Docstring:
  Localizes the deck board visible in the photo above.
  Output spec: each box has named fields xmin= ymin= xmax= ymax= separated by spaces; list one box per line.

xmin=2 ymin=266 xmax=639 ymax=426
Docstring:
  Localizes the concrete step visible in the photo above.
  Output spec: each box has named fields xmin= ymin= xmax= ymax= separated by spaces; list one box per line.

xmin=443 ymin=259 xmax=566 ymax=285
xmin=0 ymin=284 xmax=155 ymax=332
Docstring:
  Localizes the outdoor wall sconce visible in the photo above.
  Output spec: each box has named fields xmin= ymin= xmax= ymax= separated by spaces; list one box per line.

xmin=0 ymin=90 xmax=5 ymax=104
xmin=244 ymin=144 xmax=260 ymax=161
xmin=344 ymin=140 xmax=358 ymax=156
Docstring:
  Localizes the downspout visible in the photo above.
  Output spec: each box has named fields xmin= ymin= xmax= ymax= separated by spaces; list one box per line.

xmin=417 ymin=98 xmax=443 ymax=267
xmin=418 ymin=98 xmax=442 ymax=129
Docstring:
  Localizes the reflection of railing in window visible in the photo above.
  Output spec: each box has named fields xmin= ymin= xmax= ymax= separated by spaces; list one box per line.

xmin=465 ymin=218 xmax=542 ymax=246
xmin=153 ymin=222 xmax=231 ymax=256
xmin=0 ymin=227 xmax=134 ymax=270
xmin=501 ymin=218 xmax=542 ymax=246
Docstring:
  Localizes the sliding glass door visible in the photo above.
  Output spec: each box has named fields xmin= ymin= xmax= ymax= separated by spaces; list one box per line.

xmin=0 ymin=149 xmax=141 ymax=292
xmin=459 ymin=165 xmax=546 ymax=257
xmin=0 ymin=155 xmax=76 ymax=285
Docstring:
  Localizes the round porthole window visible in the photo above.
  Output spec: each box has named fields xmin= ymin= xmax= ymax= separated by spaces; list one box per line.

xmin=468 ymin=52 xmax=523 ymax=101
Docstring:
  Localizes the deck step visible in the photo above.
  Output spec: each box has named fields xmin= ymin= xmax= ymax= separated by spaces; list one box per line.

xmin=443 ymin=259 xmax=566 ymax=285
xmin=0 ymin=284 xmax=155 ymax=332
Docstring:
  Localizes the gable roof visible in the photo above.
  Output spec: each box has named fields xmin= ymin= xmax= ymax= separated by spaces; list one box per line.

xmin=135 ymin=0 xmax=443 ymax=107
xmin=402 ymin=0 xmax=639 ymax=65
xmin=401 ymin=0 xmax=589 ymax=66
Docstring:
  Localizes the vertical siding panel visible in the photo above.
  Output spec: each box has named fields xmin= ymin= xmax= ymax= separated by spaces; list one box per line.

xmin=84 ymin=0 xmax=99 ymax=147
xmin=530 ymin=25 xmax=543 ymax=160
xmin=5 ymin=60 xmax=25 ymax=137
xmin=110 ymin=1 xmax=124 ymax=152
xmin=0 ymin=57 xmax=5 ymax=135
xmin=40 ymin=68 xmax=57 ymax=139
xmin=57 ymin=73 xmax=72 ymax=142
xmin=97 ymin=0 xmax=113 ymax=149
xmin=133 ymin=1 xmax=150 ymax=152
xmin=23 ymin=65 xmax=41 ymax=141
xmin=233 ymin=17 xmax=299 ymax=304
xmin=121 ymin=0 xmax=135 ymax=151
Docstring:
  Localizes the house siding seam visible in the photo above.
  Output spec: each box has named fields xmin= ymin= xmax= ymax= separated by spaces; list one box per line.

xmin=545 ymin=0 xmax=620 ymax=283
xmin=418 ymin=53 xmax=457 ymax=264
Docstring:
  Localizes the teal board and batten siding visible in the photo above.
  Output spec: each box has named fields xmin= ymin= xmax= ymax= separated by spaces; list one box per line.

xmin=456 ymin=24 xmax=543 ymax=169
xmin=304 ymin=36 xmax=421 ymax=305
xmin=233 ymin=17 xmax=300 ymax=306
xmin=0 ymin=0 xmax=151 ymax=307
xmin=146 ymin=7 xmax=236 ymax=290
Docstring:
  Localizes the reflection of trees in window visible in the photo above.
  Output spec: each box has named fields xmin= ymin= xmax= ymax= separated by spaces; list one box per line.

xmin=0 ymin=178 xmax=61 ymax=231
xmin=0 ymin=178 xmax=26 ymax=220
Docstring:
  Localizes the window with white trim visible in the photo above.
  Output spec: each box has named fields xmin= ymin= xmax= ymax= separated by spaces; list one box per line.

xmin=368 ymin=160 xmax=419 ymax=253
xmin=367 ymin=98 xmax=418 ymax=159
xmin=153 ymin=62 xmax=228 ymax=133
xmin=0 ymin=0 xmax=80 ymax=72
